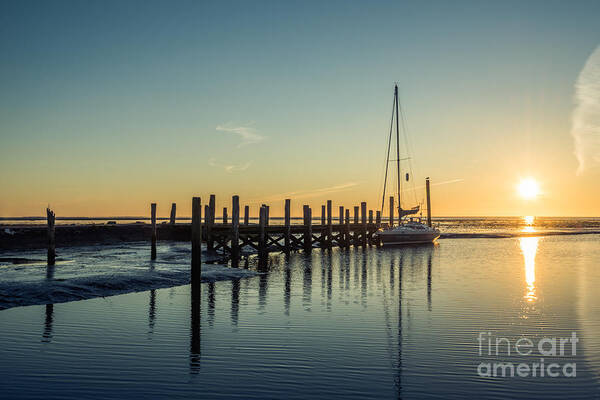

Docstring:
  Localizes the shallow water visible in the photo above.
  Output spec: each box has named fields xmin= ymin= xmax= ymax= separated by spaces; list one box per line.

xmin=0 ymin=242 xmax=256 ymax=309
xmin=1 ymin=235 xmax=600 ymax=399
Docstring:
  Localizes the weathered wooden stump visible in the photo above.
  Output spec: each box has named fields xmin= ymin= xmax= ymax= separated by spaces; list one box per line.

xmin=151 ymin=203 xmax=157 ymax=260
xmin=47 ymin=208 xmax=55 ymax=266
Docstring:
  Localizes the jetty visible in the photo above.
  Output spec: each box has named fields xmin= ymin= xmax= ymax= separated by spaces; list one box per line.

xmin=1 ymin=194 xmax=424 ymax=266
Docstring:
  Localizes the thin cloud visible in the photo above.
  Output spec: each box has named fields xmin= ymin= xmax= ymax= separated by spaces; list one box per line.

xmin=224 ymin=162 xmax=251 ymax=173
xmin=250 ymin=182 xmax=359 ymax=203
xmin=412 ymin=178 xmax=465 ymax=190
xmin=208 ymin=158 xmax=252 ymax=173
xmin=572 ymin=45 xmax=600 ymax=175
xmin=431 ymin=178 xmax=464 ymax=187
xmin=216 ymin=122 xmax=265 ymax=147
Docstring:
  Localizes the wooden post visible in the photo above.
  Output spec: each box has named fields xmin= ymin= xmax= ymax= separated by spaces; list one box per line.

xmin=208 ymin=194 xmax=216 ymax=250
xmin=308 ymin=207 xmax=312 ymax=252
xmin=222 ymin=207 xmax=228 ymax=224
xmin=232 ymin=196 xmax=240 ymax=261
xmin=303 ymin=205 xmax=312 ymax=253
xmin=339 ymin=206 xmax=344 ymax=248
xmin=169 ymin=203 xmax=176 ymax=224
xmin=426 ymin=177 xmax=432 ymax=227
xmin=389 ymin=196 xmax=394 ymax=228
xmin=151 ymin=203 xmax=157 ymax=260
xmin=265 ymin=205 xmax=270 ymax=226
xmin=320 ymin=204 xmax=326 ymax=248
xmin=367 ymin=210 xmax=374 ymax=245
xmin=303 ymin=205 xmax=308 ymax=251
xmin=353 ymin=206 xmax=359 ymax=246
xmin=368 ymin=209 xmax=373 ymax=245
xmin=284 ymin=199 xmax=291 ymax=252
xmin=361 ymin=202 xmax=367 ymax=246
xmin=191 ymin=197 xmax=202 ymax=284
xmin=345 ymin=208 xmax=350 ymax=248
xmin=326 ymin=200 xmax=332 ymax=249
xmin=47 ymin=208 xmax=55 ymax=266
xmin=259 ymin=206 xmax=267 ymax=260
xmin=375 ymin=211 xmax=382 ymax=247
xmin=244 ymin=205 xmax=249 ymax=225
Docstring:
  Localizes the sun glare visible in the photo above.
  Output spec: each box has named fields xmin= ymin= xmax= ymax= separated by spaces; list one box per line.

xmin=517 ymin=178 xmax=540 ymax=200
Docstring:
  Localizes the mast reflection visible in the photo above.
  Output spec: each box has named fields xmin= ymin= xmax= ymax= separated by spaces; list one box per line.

xmin=427 ymin=252 xmax=432 ymax=311
xmin=396 ymin=249 xmax=404 ymax=398
xmin=325 ymin=250 xmax=333 ymax=311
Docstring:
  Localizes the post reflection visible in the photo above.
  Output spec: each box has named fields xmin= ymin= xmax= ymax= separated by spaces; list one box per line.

xmin=197 ymin=244 xmax=439 ymax=395
xmin=325 ymin=250 xmax=333 ymax=311
xmin=284 ymin=254 xmax=291 ymax=316
xmin=258 ymin=270 xmax=269 ymax=311
xmin=207 ymin=282 xmax=215 ymax=327
xmin=338 ymin=249 xmax=345 ymax=292
xmin=520 ymin=236 xmax=540 ymax=302
xmin=302 ymin=253 xmax=313 ymax=310
xmin=361 ymin=250 xmax=368 ymax=308
xmin=231 ymin=279 xmax=240 ymax=326
xmin=46 ymin=265 xmax=55 ymax=280
xmin=148 ymin=290 xmax=156 ymax=334
xmin=41 ymin=303 xmax=54 ymax=343
xmin=189 ymin=284 xmax=201 ymax=374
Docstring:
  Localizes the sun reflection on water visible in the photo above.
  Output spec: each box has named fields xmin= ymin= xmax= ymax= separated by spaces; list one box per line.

xmin=520 ymin=236 xmax=539 ymax=302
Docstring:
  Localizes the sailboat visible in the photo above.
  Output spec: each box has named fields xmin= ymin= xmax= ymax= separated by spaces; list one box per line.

xmin=375 ymin=85 xmax=440 ymax=245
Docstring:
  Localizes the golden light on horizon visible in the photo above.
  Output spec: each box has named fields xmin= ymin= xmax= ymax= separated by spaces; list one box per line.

xmin=517 ymin=178 xmax=540 ymax=200
xmin=524 ymin=215 xmax=535 ymax=225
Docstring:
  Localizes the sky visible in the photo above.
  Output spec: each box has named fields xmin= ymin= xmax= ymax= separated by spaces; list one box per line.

xmin=1 ymin=0 xmax=600 ymax=217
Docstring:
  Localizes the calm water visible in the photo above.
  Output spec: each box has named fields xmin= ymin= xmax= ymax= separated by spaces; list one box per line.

xmin=1 ymin=235 xmax=600 ymax=399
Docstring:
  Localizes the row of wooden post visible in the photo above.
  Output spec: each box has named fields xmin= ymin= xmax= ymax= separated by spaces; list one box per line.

xmin=45 ymin=196 xmax=394 ymax=266
xmin=185 ymin=196 xmax=386 ymax=267
xmin=45 ymin=183 xmax=432 ymax=268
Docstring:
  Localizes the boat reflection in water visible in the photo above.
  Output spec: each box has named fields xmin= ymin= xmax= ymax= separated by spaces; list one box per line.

xmin=8 ymin=236 xmax=600 ymax=399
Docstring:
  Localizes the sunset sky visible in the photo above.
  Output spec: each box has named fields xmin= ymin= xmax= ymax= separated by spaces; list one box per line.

xmin=1 ymin=0 xmax=600 ymax=217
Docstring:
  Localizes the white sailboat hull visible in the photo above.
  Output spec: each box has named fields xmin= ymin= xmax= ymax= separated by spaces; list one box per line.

xmin=375 ymin=224 xmax=440 ymax=245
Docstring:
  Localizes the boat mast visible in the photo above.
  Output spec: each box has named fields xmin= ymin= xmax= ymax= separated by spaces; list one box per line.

xmin=395 ymin=85 xmax=401 ymax=217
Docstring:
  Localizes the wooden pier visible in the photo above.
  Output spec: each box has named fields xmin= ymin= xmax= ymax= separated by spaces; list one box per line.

xmin=40 ymin=195 xmax=392 ymax=266
xmin=198 ymin=196 xmax=384 ymax=261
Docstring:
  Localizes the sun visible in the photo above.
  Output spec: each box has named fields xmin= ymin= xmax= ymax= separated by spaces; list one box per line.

xmin=517 ymin=178 xmax=540 ymax=200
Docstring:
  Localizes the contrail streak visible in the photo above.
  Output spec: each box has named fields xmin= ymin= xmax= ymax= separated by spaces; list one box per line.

xmin=572 ymin=45 xmax=600 ymax=175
